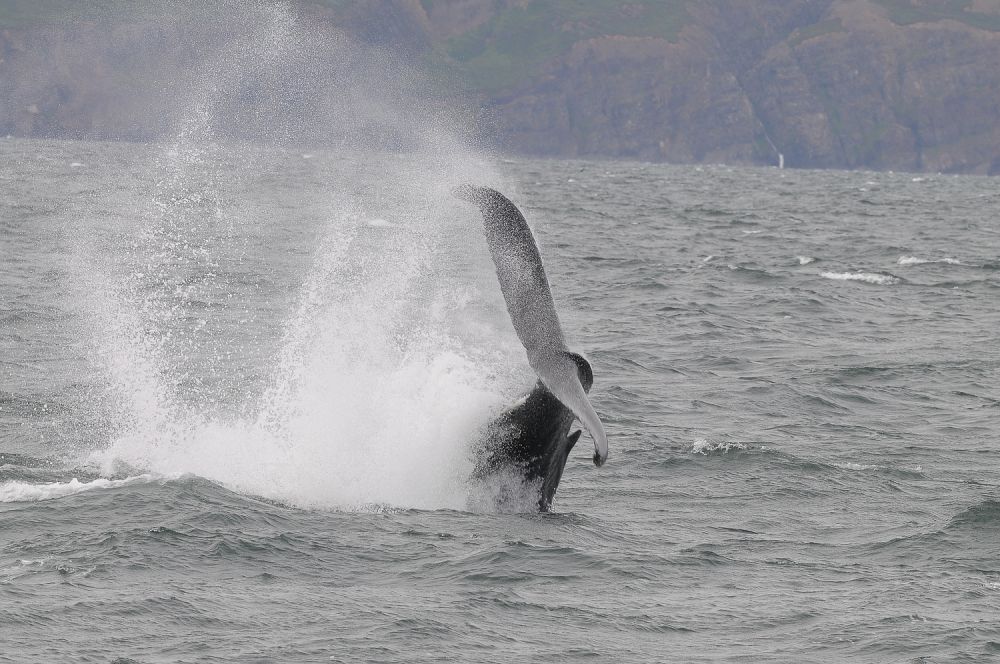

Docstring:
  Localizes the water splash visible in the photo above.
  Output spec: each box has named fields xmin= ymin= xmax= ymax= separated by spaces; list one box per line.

xmin=70 ymin=2 xmax=526 ymax=510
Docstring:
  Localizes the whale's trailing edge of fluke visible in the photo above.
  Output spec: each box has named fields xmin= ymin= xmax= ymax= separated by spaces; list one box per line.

xmin=453 ymin=184 xmax=608 ymax=467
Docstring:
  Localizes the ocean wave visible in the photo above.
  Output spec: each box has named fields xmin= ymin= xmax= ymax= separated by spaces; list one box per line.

xmin=0 ymin=557 xmax=51 ymax=584
xmin=948 ymin=499 xmax=1000 ymax=528
xmin=867 ymin=499 xmax=1000 ymax=557
xmin=725 ymin=264 xmax=781 ymax=281
xmin=820 ymin=271 xmax=900 ymax=285
xmin=0 ymin=452 xmax=55 ymax=469
xmin=0 ymin=474 xmax=167 ymax=503
xmin=691 ymin=439 xmax=751 ymax=455
xmin=831 ymin=461 xmax=924 ymax=477
xmin=897 ymin=256 xmax=961 ymax=266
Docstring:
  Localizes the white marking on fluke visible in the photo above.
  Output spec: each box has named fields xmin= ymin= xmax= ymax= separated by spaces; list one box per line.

xmin=453 ymin=184 xmax=609 ymax=465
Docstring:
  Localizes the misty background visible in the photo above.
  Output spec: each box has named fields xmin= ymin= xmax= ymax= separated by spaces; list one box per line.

xmin=1 ymin=0 xmax=999 ymax=174
xmin=0 ymin=0 xmax=1000 ymax=174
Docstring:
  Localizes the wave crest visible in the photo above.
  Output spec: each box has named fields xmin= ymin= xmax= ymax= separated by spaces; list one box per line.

xmin=820 ymin=271 xmax=900 ymax=285
xmin=0 ymin=474 xmax=164 ymax=503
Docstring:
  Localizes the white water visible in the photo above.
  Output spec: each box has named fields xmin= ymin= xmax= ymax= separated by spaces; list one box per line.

xmin=0 ymin=474 xmax=167 ymax=503
xmin=820 ymin=270 xmax=900 ymax=285
xmin=67 ymin=3 xmax=528 ymax=510
xmin=897 ymin=255 xmax=961 ymax=266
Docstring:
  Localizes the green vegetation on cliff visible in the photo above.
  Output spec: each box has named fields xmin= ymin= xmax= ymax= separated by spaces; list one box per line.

xmin=429 ymin=0 xmax=692 ymax=94
xmin=788 ymin=18 xmax=846 ymax=46
xmin=874 ymin=0 xmax=1000 ymax=30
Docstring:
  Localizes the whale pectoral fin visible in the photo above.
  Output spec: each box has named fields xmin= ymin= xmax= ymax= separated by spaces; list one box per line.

xmin=533 ymin=352 xmax=609 ymax=466
xmin=566 ymin=430 xmax=582 ymax=452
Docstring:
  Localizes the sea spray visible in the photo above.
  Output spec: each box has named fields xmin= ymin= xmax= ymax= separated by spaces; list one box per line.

xmin=69 ymin=2 xmax=525 ymax=509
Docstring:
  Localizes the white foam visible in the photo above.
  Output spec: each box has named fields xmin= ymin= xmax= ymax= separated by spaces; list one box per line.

xmin=92 ymin=334 xmax=506 ymax=511
xmin=466 ymin=467 xmax=544 ymax=513
xmin=691 ymin=439 xmax=749 ymax=454
xmin=833 ymin=462 xmax=922 ymax=473
xmin=0 ymin=474 xmax=162 ymax=503
xmin=820 ymin=271 xmax=900 ymax=285
xmin=0 ymin=558 xmax=49 ymax=583
xmin=85 ymin=184 xmax=512 ymax=511
xmin=897 ymin=256 xmax=961 ymax=266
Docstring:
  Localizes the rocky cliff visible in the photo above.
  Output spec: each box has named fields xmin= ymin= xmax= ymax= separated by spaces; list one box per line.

xmin=1 ymin=0 xmax=998 ymax=174
xmin=428 ymin=0 xmax=1000 ymax=173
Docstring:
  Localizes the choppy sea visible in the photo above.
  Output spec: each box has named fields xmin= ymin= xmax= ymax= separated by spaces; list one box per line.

xmin=2 ymin=131 xmax=999 ymax=663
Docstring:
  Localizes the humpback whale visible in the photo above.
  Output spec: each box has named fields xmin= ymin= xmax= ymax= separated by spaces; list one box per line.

xmin=454 ymin=184 xmax=608 ymax=511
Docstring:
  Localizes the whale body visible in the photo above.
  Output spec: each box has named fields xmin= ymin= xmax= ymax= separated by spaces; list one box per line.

xmin=472 ymin=352 xmax=594 ymax=511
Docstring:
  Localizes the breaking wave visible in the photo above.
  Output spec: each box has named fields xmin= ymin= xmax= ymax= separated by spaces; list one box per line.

xmin=0 ymin=474 xmax=166 ymax=503
xmin=897 ymin=256 xmax=961 ymax=266
xmin=820 ymin=271 xmax=900 ymax=285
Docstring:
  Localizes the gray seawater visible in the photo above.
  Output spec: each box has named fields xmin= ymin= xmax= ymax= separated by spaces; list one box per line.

xmin=2 ymin=136 xmax=999 ymax=663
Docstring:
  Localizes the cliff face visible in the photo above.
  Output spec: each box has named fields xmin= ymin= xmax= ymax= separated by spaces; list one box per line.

xmin=494 ymin=33 xmax=763 ymax=163
xmin=472 ymin=0 xmax=1000 ymax=173
xmin=723 ymin=1 xmax=1000 ymax=173
xmin=1 ymin=0 xmax=999 ymax=174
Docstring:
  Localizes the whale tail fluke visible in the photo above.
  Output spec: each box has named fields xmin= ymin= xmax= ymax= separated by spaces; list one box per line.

xmin=455 ymin=182 xmax=610 ymax=507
